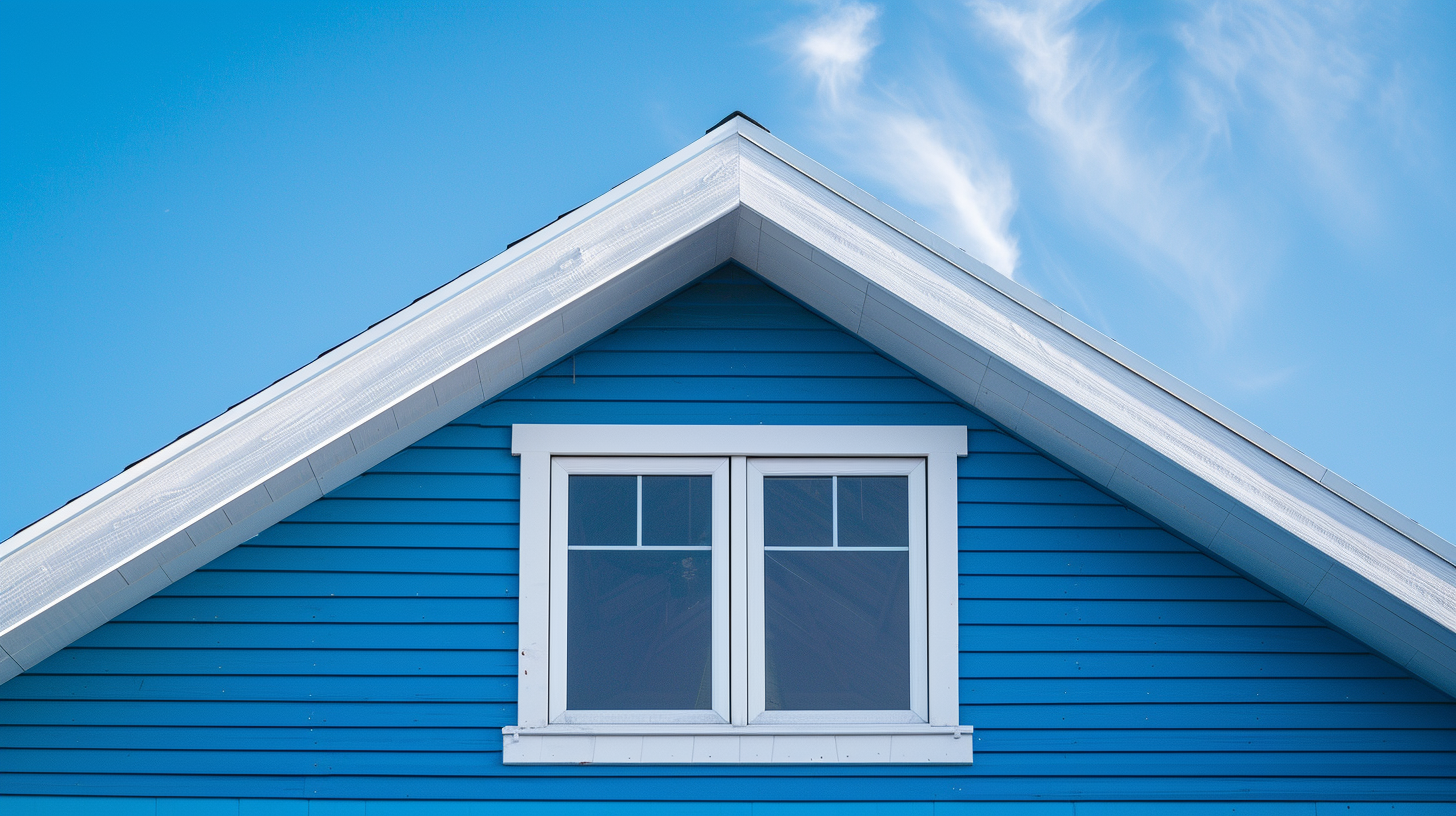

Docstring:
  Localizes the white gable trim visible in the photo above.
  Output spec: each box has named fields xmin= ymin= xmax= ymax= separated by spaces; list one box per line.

xmin=739 ymin=125 xmax=1456 ymax=574
xmin=0 ymin=125 xmax=746 ymax=679
xmin=728 ymin=136 xmax=1456 ymax=691
xmin=2 ymin=116 xmax=1454 ymax=699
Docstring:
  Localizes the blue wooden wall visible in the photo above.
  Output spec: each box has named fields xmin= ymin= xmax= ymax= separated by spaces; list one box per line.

xmin=2 ymin=265 xmax=1453 ymax=810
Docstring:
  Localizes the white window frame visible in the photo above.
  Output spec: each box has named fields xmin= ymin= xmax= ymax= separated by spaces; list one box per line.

xmin=508 ymin=425 xmax=970 ymax=765
xmin=549 ymin=456 xmax=730 ymax=724
xmin=747 ymin=457 xmax=927 ymax=726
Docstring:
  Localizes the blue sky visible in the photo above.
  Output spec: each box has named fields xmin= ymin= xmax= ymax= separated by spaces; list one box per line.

xmin=3 ymin=1 xmax=1453 ymax=541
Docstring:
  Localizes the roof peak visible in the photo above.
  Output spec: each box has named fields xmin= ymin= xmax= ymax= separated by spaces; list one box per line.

xmin=707 ymin=111 xmax=769 ymax=134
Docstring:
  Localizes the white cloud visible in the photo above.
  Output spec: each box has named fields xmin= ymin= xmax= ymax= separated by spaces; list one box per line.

xmin=790 ymin=3 xmax=1021 ymax=277
xmin=968 ymin=0 xmax=1411 ymax=334
xmin=797 ymin=2 xmax=879 ymax=108
xmin=1178 ymin=1 xmax=1398 ymax=230
xmin=782 ymin=2 xmax=1410 ymax=331
xmin=971 ymin=0 xmax=1258 ymax=333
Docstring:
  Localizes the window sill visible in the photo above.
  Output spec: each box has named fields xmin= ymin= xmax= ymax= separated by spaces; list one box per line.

xmin=500 ymin=724 xmax=973 ymax=764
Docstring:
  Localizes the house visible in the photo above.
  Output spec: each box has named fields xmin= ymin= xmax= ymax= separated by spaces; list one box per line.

xmin=2 ymin=112 xmax=1454 ymax=812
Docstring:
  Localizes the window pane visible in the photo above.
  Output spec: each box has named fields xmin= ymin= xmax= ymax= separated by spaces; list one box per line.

xmin=568 ymin=475 xmax=636 ymax=547
xmin=568 ymin=550 xmax=712 ymax=710
xmin=763 ymin=550 xmax=910 ymax=710
xmin=837 ymin=476 xmax=909 ymax=548
xmin=642 ymin=475 xmax=712 ymax=546
xmin=764 ymin=477 xmax=832 ymax=548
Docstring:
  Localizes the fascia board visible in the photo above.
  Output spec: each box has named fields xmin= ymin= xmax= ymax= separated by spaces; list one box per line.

xmin=2 ymin=114 xmax=1452 ymax=698
xmin=1 ymin=121 xmax=750 ymax=560
xmin=0 ymin=123 xmax=750 ymax=679
xmin=729 ymin=121 xmax=1454 ymax=572
xmin=729 ymin=135 xmax=1456 ymax=694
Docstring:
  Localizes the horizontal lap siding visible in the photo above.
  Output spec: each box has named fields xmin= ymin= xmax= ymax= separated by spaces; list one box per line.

xmin=2 ymin=265 xmax=1453 ymax=803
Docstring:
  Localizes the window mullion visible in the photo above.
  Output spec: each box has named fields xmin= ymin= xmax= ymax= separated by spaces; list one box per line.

xmin=730 ymin=455 xmax=749 ymax=726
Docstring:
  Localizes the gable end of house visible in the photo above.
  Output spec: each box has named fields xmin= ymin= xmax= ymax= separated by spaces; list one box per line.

xmin=1 ymin=116 xmax=1453 ymax=707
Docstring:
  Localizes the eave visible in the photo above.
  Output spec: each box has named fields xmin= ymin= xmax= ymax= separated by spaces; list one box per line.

xmin=3 ymin=115 xmax=1454 ymax=697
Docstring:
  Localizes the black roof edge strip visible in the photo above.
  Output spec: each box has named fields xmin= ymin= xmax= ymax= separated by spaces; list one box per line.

xmin=707 ymin=111 xmax=768 ymax=134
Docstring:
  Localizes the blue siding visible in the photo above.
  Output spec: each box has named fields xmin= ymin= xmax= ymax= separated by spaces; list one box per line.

xmin=1 ymin=265 xmax=1453 ymax=806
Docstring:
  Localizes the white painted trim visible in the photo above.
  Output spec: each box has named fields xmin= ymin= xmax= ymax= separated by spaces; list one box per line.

xmin=729 ymin=455 xmax=750 ymax=727
xmin=501 ymin=725 xmax=972 ymax=765
xmin=924 ymin=447 xmax=961 ymax=726
xmin=513 ymin=424 xmax=968 ymax=458
xmin=511 ymin=425 xmax=965 ymax=763
xmin=746 ymin=460 xmax=766 ymax=722
xmin=0 ymin=120 xmax=747 ymax=676
xmin=547 ymin=456 xmax=729 ymax=725
xmin=516 ymin=451 xmax=552 ymax=728
xmin=745 ymin=457 xmax=928 ymax=725
xmin=728 ymin=130 xmax=1456 ymax=694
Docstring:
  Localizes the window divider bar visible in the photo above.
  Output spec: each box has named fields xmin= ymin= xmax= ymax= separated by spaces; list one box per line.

xmin=636 ymin=474 xmax=643 ymax=547
xmin=568 ymin=545 xmax=712 ymax=551
xmin=765 ymin=546 xmax=908 ymax=552
xmin=831 ymin=475 xmax=839 ymax=548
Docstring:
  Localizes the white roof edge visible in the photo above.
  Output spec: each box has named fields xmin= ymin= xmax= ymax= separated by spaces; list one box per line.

xmin=1 ymin=114 xmax=1451 ymax=697
xmin=728 ymin=119 xmax=1455 ymax=571
xmin=728 ymin=134 xmax=1456 ymax=692
xmin=0 ymin=121 xmax=748 ymax=674
xmin=0 ymin=119 xmax=751 ymax=563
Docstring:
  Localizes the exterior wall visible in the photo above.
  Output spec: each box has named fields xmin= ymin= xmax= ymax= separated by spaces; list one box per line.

xmin=1 ymin=265 xmax=1454 ymax=808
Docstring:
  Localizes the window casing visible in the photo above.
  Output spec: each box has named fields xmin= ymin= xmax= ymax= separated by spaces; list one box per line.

xmin=509 ymin=425 xmax=970 ymax=765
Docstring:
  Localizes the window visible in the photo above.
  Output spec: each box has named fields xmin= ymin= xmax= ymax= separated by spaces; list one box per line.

xmin=508 ymin=425 xmax=970 ymax=765
xmin=748 ymin=459 xmax=926 ymax=724
xmin=551 ymin=457 xmax=730 ymax=724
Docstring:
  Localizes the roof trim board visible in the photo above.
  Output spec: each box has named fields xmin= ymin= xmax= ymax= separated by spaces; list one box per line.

xmin=728 ymin=141 xmax=1456 ymax=686
xmin=2 ymin=116 xmax=1453 ymax=697
xmin=738 ymin=120 xmax=1454 ymax=569
xmin=0 ymin=130 xmax=745 ymax=679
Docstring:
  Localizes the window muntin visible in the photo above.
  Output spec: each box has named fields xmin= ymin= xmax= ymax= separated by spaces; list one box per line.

xmin=549 ymin=457 xmax=730 ymax=724
xmin=747 ymin=458 xmax=928 ymax=725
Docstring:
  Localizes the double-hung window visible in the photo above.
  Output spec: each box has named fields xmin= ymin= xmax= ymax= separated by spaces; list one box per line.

xmin=508 ymin=425 xmax=969 ymax=764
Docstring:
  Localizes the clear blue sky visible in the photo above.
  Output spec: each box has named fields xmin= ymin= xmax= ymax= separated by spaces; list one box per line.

xmin=3 ymin=2 xmax=1453 ymax=541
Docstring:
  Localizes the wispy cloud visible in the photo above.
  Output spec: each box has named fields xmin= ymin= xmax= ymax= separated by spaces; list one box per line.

xmin=1178 ymin=1 xmax=1400 ymax=231
xmin=972 ymin=0 xmax=1256 ymax=334
xmin=780 ymin=1 xmax=1416 ymax=339
xmin=968 ymin=0 xmax=1411 ymax=335
xmin=797 ymin=2 xmax=879 ymax=108
xmin=789 ymin=3 xmax=1021 ymax=277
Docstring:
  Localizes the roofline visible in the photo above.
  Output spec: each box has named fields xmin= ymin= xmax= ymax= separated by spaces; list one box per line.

xmin=729 ymin=120 xmax=1455 ymax=573
xmin=15 ymin=113 xmax=1443 ymax=574
xmin=724 ymin=125 xmax=1456 ymax=690
xmin=0 ymin=121 xmax=749 ymax=677
xmin=0 ymin=122 xmax=745 ymax=563
xmin=2 ymin=115 xmax=1453 ymax=696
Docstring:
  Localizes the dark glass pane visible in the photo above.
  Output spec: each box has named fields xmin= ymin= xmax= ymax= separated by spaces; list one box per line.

xmin=838 ymin=476 xmax=909 ymax=548
xmin=568 ymin=475 xmax=636 ymax=547
xmin=764 ymin=550 xmax=909 ymax=710
xmin=642 ymin=475 xmax=712 ymax=547
xmin=764 ymin=477 xmax=832 ymax=548
xmin=568 ymin=550 xmax=713 ymax=710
